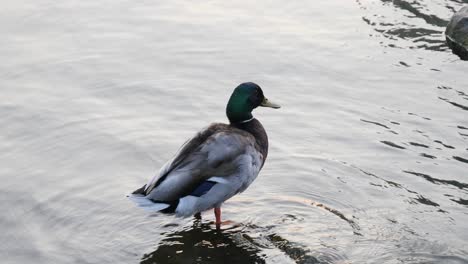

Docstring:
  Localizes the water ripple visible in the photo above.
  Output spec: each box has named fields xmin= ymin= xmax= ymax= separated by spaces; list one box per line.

xmin=357 ymin=0 xmax=464 ymax=52
xmin=403 ymin=170 xmax=468 ymax=190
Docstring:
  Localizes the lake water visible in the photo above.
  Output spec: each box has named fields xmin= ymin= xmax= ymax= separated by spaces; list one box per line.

xmin=1 ymin=0 xmax=467 ymax=263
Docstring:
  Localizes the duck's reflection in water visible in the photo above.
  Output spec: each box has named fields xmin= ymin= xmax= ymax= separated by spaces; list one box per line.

xmin=140 ymin=220 xmax=266 ymax=264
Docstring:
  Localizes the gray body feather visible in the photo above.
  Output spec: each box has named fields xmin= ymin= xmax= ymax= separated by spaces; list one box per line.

xmin=129 ymin=120 xmax=268 ymax=217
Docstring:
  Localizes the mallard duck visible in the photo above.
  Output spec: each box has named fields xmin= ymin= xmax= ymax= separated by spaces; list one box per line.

xmin=129 ymin=82 xmax=280 ymax=225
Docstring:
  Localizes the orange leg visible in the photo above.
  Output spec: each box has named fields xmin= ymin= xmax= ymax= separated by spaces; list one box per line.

xmin=214 ymin=207 xmax=221 ymax=226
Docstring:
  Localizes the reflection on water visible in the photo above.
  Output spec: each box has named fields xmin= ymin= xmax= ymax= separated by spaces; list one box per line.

xmin=141 ymin=221 xmax=265 ymax=264
xmin=141 ymin=215 xmax=352 ymax=264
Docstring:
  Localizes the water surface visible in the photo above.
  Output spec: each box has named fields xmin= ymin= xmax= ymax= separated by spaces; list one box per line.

xmin=1 ymin=0 xmax=467 ymax=263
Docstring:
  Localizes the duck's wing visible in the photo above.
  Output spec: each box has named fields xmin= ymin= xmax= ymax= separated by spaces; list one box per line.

xmin=133 ymin=123 xmax=262 ymax=203
xmin=131 ymin=124 xmax=222 ymax=196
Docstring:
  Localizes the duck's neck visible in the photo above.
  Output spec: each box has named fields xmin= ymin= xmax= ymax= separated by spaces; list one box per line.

xmin=231 ymin=118 xmax=269 ymax=162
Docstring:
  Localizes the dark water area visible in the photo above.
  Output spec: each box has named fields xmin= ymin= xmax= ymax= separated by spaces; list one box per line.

xmin=1 ymin=0 xmax=467 ymax=263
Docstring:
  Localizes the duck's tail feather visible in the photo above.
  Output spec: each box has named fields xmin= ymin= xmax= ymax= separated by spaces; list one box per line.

xmin=131 ymin=184 xmax=147 ymax=195
xmin=127 ymin=194 xmax=171 ymax=212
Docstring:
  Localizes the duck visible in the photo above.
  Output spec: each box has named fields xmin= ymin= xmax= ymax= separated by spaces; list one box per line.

xmin=128 ymin=82 xmax=280 ymax=226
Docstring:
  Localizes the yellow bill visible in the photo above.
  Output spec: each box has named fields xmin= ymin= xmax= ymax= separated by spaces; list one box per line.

xmin=260 ymin=97 xmax=281 ymax=109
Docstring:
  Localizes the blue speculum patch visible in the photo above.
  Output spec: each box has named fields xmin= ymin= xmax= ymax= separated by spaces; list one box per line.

xmin=190 ymin=181 xmax=217 ymax=197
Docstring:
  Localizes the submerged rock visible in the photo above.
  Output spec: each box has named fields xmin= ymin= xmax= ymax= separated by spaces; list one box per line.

xmin=446 ymin=6 xmax=468 ymax=60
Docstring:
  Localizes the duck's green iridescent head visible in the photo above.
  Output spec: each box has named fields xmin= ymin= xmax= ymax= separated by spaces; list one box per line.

xmin=226 ymin=82 xmax=280 ymax=124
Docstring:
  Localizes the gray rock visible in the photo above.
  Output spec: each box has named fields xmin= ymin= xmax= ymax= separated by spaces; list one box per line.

xmin=445 ymin=6 xmax=468 ymax=60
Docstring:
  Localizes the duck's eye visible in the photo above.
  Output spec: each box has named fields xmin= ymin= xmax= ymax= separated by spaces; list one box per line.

xmin=255 ymin=90 xmax=261 ymax=98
